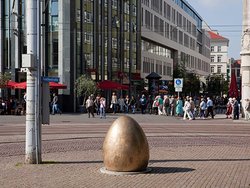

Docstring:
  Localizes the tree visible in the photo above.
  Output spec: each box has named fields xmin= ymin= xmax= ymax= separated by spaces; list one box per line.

xmin=75 ymin=74 xmax=97 ymax=104
xmin=0 ymin=72 xmax=11 ymax=88
xmin=205 ymin=74 xmax=229 ymax=96
xmin=171 ymin=61 xmax=200 ymax=96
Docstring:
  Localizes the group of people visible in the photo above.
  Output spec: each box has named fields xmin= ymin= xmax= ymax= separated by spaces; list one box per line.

xmin=0 ymin=96 xmax=26 ymax=115
xmin=225 ymin=97 xmax=250 ymax=120
xmin=83 ymin=92 xmax=250 ymax=121
xmin=85 ymin=94 xmax=106 ymax=118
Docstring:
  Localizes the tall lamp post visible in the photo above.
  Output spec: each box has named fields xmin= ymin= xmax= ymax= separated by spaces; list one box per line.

xmin=240 ymin=0 xmax=250 ymax=113
xmin=25 ymin=0 xmax=42 ymax=164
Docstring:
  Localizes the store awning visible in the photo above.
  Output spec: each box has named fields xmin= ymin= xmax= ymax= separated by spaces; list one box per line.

xmin=13 ymin=81 xmax=67 ymax=89
xmin=0 ymin=80 xmax=18 ymax=89
xmin=97 ymin=80 xmax=129 ymax=90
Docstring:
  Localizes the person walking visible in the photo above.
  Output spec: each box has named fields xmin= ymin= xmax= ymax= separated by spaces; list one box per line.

xmin=111 ymin=92 xmax=118 ymax=114
xmin=206 ymin=97 xmax=214 ymax=119
xmin=139 ymin=94 xmax=147 ymax=114
xmin=175 ymin=97 xmax=183 ymax=117
xmin=163 ymin=95 xmax=170 ymax=116
xmin=199 ymin=98 xmax=206 ymax=119
xmin=183 ymin=96 xmax=193 ymax=120
xmin=146 ymin=95 xmax=153 ymax=114
xmin=86 ymin=96 xmax=95 ymax=118
xmin=129 ymin=95 xmax=136 ymax=114
xmin=124 ymin=95 xmax=130 ymax=113
xmin=169 ymin=95 xmax=176 ymax=116
xmin=118 ymin=96 xmax=125 ymax=113
xmin=94 ymin=94 xmax=101 ymax=115
xmin=244 ymin=98 xmax=250 ymax=120
xmin=232 ymin=97 xmax=239 ymax=120
xmin=52 ymin=93 xmax=62 ymax=115
xmin=100 ymin=97 xmax=106 ymax=119
xmin=226 ymin=98 xmax=233 ymax=119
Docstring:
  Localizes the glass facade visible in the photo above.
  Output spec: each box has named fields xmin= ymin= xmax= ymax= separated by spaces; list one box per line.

xmin=0 ymin=0 xmax=141 ymax=111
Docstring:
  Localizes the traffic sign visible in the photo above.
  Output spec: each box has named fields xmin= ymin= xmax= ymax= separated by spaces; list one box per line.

xmin=175 ymin=87 xmax=182 ymax=92
xmin=42 ymin=76 xmax=60 ymax=83
xmin=174 ymin=78 xmax=183 ymax=88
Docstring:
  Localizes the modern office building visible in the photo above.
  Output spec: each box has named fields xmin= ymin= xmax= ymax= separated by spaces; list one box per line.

xmin=0 ymin=0 xmax=141 ymax=111
xmin=208 ymin=31 xmax=229 ymax=79
xmin=141 ymin=0 xmax=211 ymax=83
xmin=1 ymin=0 xmax=212 ymax=111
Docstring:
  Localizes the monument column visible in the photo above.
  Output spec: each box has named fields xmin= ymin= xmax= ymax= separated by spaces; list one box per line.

xmin=241 ymin=0 xmax=250 ymax=112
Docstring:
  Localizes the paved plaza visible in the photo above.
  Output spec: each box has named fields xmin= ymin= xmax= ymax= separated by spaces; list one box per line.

xmin=0 ymin=113 xmax=250 ymax=188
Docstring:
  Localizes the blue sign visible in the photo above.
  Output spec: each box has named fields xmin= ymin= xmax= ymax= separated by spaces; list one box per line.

xmin=42 ymin=76 xmax=60 ymax=83
xmin=174 ymin=78 xmax=183 ymax=88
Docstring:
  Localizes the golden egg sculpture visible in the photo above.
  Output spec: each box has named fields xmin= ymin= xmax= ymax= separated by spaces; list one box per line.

xmin=103 ymin=116 xmax=149 ymax=172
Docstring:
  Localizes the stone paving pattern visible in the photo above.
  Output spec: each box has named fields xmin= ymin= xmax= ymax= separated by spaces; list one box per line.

xmin=0 ymin=113 xmax=250 ymax=188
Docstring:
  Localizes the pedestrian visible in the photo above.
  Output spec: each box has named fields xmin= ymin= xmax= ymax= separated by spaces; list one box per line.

xmin=183 ymin=96 xmax=193 ymax=120
xmin=100 ymin=97 xmax=106 ymax=119
xmin=139 ymin=94 xmax=147 ymax=114
xmin=146 ymin=95 xmax=153 ymax=114
xmin=199 ymin=98 xmax=206 ymax=119
xmin=157 ymin=95 xmax=163 ymax=115
xmin=163 ymin=95 xmax=170 ymax=116
xmin=169 ymin=95 xmax=176 ymax=116
xmin=232 ymin=97 xmax=239 ymax=120
xmin=111 ymin=92 xmax=118 ymax=114
xmin=52 ymin=93 xmax=62 ymax=115
xmin=118 ymin=96 xmax=125 ymax=113
xmin=206 ymin=97 xmax=214 ymax=119
xmin=86 ymin=95 xmax=95 ymax=118
xmin=226 ymin=98 xmax=233 ymax=118
xmin=94 ymin=94 xmax=101 ymax=115
xmin=129 ymin=95 xmax=136 ymax=114
xmin=244 ymin=98 xmax=250 ymax=120
xmin=152 ymin=97 xmax=158 ymax=115
xmin=124 ymin=95 xmax=130 ymax=113
xmin=175 ymin=96 xmax=183 ymax=117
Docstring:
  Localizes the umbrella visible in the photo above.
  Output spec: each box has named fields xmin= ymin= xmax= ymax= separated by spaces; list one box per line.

xmin=97 ymin=80 xmax=129 ymax=90
xmin=13 ymin=81 xmax=67 ymax=89
xmin=14 ymin=82 xmax=26 ymax=89
xmin=49 ymin=82 xmax=67 ymax=89
xmin=0 ymin=80 xmax=18 ymax=88
xmin=229 ymin=71 xmax=239 ymax=98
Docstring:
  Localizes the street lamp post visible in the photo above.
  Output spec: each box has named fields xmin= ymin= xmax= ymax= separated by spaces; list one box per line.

xmin=25 ymin=0 xmax=41 ymax=164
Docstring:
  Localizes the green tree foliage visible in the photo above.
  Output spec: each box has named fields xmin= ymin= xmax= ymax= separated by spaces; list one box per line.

xmin=75 ymin=74 xmax=97 ymax=100
xmin=0 ymin=72 xmax=11 ymax=88
xmin=171 ymin=61 xmax=201 ymax=96
xmin=206 ymin=74 xmax=229 ymax=96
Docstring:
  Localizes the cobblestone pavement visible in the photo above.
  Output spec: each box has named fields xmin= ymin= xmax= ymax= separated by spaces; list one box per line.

xmin=0 ymin=113 xmax=250 ymax=188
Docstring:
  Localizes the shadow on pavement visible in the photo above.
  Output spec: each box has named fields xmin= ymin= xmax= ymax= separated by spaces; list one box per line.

xmin=150 ymin=167 xmax=195 ymax=174
xmin=42 ymin=160 xmax=102 ymax=164
xmin=150 ymin=158 xmax=250 ymax=162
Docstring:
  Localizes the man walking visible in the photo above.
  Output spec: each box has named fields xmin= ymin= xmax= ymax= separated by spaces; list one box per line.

xmin=52 ymin=93 xmax=62 ymax=115
xmin=206 ymin=97 xmax=214 ymax=119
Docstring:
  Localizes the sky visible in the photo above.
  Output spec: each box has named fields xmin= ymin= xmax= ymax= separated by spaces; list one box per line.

xmin=188 ymin=0 xmax=243 ymax=59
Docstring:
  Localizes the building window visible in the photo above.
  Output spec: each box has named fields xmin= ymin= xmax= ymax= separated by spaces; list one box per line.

xmin=218 ymin=46 xmax=221 ymax=52
xmin=217 ymin=66 xmax=222 ymax=74
xmin=217 ymin=56 xmax=222 ymax=62
xmin=211 ymin=56 xmax=215 ymax=62
xmin=211 ymin=66 xmax=215 ymax=73
xmin=211 ymin=46 xmax=214 ymax=52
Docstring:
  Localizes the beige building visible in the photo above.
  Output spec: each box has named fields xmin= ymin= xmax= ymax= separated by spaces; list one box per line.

xmin=141 ymin=0 xmax=211 ymax=82
xmin=208 ymin=31 xmax=229 ymax=79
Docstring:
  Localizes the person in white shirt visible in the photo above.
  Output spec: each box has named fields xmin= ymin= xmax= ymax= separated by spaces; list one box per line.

xmin=183 ymin=96 xmax=193 ymax=120
xmin=206 ymin=97 xmax=214 ymax=118
xmin=100 ymin=97 xmax=106 ymax=119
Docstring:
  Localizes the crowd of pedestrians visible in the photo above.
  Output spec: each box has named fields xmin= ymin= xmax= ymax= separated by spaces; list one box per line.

xmin=83 ymin=92 xmax=250 ymax=121
xmin=0 ymin=96 xmax=26 ymax=115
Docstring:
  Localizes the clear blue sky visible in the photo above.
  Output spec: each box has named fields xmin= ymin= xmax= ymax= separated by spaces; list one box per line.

xmin=188 ymin=0 xmax=243 ymax=59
